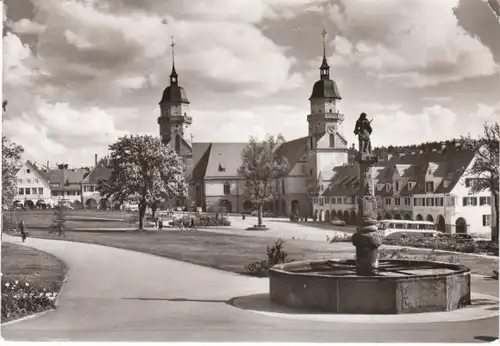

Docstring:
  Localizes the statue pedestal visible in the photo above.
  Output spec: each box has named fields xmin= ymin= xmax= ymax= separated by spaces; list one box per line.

xmin=352 ymin=152 xmax=380 ymax=276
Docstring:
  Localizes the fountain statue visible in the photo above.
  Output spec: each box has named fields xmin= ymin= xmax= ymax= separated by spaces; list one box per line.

xmin=352 ymin=112 xmax=380 ymax=276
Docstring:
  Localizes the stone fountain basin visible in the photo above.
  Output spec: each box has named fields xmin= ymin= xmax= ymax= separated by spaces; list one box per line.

xmin=269 ymin=259 xmax=471 ymax=314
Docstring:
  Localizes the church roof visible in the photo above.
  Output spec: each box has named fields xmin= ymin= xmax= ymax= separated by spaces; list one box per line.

xmin=159 ymin=85 xmax=190 ymax=105
xmin=275 ymin=136 xmax=309 ymax=173
xmin=309 ymin=79 xmax=341 ymax=100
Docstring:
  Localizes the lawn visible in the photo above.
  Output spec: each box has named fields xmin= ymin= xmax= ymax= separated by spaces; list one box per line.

xmin=2 ymin=242 xmax=67 ymax=292
xmin=1 ymin=242 xmax=67 ymax=323
xmin=5 ymin=209 xmax=137 ymax=230
xmin=23 ymin=229 xmax=499 ymax=276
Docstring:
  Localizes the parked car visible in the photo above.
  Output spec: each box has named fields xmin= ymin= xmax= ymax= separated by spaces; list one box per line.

xmin=127 ymin=204 xmax=139 ymax=212
xmin=330 ymin=218 xmax=346 ymax=226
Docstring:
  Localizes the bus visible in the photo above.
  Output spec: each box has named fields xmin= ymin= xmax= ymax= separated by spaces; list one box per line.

xmin=376 ymin=219 xmax=439 ymax=238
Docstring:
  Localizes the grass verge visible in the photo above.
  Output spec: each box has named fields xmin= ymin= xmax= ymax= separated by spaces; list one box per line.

xmin=22 ymin=229 xmax=498 ymax=276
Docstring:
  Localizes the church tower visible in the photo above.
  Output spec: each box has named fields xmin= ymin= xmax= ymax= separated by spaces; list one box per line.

xmin=307 ymin=29 xmax=349 ymax=195
xmin=158 ymin=37 xmax=193 ymax=167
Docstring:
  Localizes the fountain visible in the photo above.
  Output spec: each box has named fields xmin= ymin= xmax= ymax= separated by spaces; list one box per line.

xmin=268 ymin=113 xmax=471 ymax=314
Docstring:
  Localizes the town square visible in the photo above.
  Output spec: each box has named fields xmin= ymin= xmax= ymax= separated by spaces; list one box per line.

xmin=2 ymin=0 xmax=500 ymax=343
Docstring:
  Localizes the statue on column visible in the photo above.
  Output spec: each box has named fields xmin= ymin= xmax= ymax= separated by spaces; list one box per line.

xmin=354 ymin=112 xmax=373 ymax=154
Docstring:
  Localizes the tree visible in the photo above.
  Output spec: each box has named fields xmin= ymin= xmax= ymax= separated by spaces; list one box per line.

xmin=462 ymin=122 xmax=499 ymax=242
xmin=2 ymin=136 xmax=24 ymax=210
xmin=97 ymin=135 xmax=188 ymax=230
xmin=51 ymin=206 xmax=67 ymax=233
xmin=238 ymin=135 xmax=288 ymax=227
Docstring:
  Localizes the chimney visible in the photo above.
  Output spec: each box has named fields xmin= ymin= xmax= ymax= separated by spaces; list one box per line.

xmin=46 ymin=161 xmax=50 ymax=169
xmin=95 ymin=154 xmax=98 ymax=166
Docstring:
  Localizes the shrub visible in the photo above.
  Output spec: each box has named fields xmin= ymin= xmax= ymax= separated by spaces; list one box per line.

xmin=169 ymin=214 xmax=231 ymax=227
xmin=245 ymin=239 xmax=291 ymax=277
xmin=379 ymin=248 xmax=459 ymax=263
xmin=382 ymin=235 xmax=498 ymax=256
xmin=1 ymin=280 xmax=59 ymax=323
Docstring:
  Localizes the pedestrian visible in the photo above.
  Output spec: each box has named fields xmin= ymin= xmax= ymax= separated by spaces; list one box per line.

xmin=190 ymin=216 xmax=196 ymax=231
xmin=242 ymin=213 xmax=246 ymax=220
xmin=158 ymin=218 xmax=163 ymax=231
xmin=19 ymin=220 xmax=27 ymax=243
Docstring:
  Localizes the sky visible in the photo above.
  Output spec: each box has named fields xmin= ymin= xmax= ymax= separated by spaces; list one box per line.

xmin=2 ymin=0 xmax=500 ymax=167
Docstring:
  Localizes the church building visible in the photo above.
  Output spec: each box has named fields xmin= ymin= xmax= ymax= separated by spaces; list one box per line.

xmin=157 ymin=31 xmax=350 ymax=216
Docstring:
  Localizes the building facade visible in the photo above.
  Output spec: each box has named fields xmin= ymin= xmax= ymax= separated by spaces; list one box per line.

xmin=312 ymin=146 xmax=493 ymax=237
xmin=13 ymin=161 xmax=52 ymax=208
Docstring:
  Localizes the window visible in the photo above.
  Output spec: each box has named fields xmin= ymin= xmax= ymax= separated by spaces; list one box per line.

xmin=337 ymin=197 xmax=342 ymax=204
xmin=394 ymin=197 xmax=401 ymax=206
xmin=394 ymin=181 xmax=400 ymax=191
xmin=404 ymin=197 xmax=411 ymax=206
xmin=426 ymin=197 xmax=434 ymax=206
xmin=462 ymin=197 xmax=478 ymax=206
xmin=425 ymin=181 xmax=434 ymax=192
xmin=89 ymin=185 xmax=95 ymax=192
xmin=218 ymin=164 xmax=226 ymax=172
xmin=465 ymin=178 xmax=471 ymax=187
xmin=324 ymin=197 xmax=329 ymax=204
xmin=480 ymin=197 xmax=491 ymax=206
xmin=26 ymin=169 xmax=30 ymax=174
xmin=385 ymin=198 xmax=391 ymax=205
xmin=310 ymin=136 xmax=313 ymax=149
xmin=282 ymin=181 xmax=285 ymax=195
xmin=38 ymin=188 xmax=43 ymax=195
xmin=329 ymin=134 xmax=335 ymax=148
xmin=408 ymin=182 xmax=413 ymax=190
xmin=223 ymin=181 xmax=230 ymax=195
xmin=483 ymin=215 xmax=491 ymax=227
xmin=25 ymin=188 xmax=30 ymax=195
xmin=319 ymin=198 xmax=324 ymax=206
xmin=76 ymin=190 xmax=80 ymax=196
xmin=385 ymin=183 xmax=390 ymax=190
xmin=413 ymin=197 xmax=418 ymax=206
xmin=18 ymin=188 xmax=24 ymax=195
xmin=435 ymin=197 xmax=444 ymax=206
xmin=344 ymin=197 xmax=350 ymax=204
xmin=443 ymin=180 xmax=449 ymax=188
xmin=175 ymin=135 xmax=181 ymax=153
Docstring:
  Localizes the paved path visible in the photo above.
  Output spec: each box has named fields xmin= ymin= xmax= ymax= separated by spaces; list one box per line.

xmin=2 ymin=235 xmax=498 ymax=342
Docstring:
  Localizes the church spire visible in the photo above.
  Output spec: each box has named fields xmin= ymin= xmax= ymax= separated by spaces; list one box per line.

xmin=170 ymin=36 xmax=178 ymax=85
xmin=320 ymin=28 xmax=330 ymax=80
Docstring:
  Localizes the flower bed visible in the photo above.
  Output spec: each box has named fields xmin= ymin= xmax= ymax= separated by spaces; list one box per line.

xmin=1 ymin=280 xmax=59 ymax=323
xmin=169 ymin=214 xmax=231 ymax=227
xmin=382 ymin=234 xmax=498 ymax=256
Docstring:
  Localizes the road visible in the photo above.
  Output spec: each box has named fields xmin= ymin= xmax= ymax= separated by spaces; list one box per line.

xmin=2 ymin=235 xmax=498 ymax=342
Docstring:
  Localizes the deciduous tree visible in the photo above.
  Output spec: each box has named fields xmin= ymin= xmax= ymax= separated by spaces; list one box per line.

xmin=2 ymin=136 xmax=24 ymax=210
xmin=462 ymin=122 xmax=499 ymax=241
xmin=97 ymin=135 xmax=188 ymax=230
xmin=238 ymin=135 xmax=288 ymax=227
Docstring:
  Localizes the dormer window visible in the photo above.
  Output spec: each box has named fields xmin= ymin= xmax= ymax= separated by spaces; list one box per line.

xmin=218 ymin=164 xmax=226 ymax=172
xmin=443 ymin=180 xmax=449 ymax=188
xmin=408 ymin=182 xmax=414 ymax=189
xmin=425 ymin=181 xmax=434 ymax=192
xmin=394 ymin=181 xmax=400 ymax=191
xmin=385 ymin=183 xmax=390 ymax=190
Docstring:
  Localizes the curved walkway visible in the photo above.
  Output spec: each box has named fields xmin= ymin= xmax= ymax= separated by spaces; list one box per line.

xmin=2 ymin=235 xmax=498 ymax=342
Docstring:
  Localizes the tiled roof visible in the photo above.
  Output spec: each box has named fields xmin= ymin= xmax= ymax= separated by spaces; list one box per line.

xmin=82 ymin=164 xmax=112 ymax=184
xmin=47 ymin=168 xmax=89 ymax=191
xmin=320 ymin=148 xmax=475 ymax=197
xmin=275 ymin=136 xmax=309 ymax=173
xmin=204 ymin=142 xmax=249 ymax=178
xmin=191 ymin=143 xmax=211 ymax=180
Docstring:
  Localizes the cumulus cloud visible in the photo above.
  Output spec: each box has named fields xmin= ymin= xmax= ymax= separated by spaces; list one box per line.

xmin=341 ymin=101 xmax=500 ymax=148
xmin=327 ymin=0 xmax=499 ymax=86
xmin=7 ymin=18 xmax=46 ymax=34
